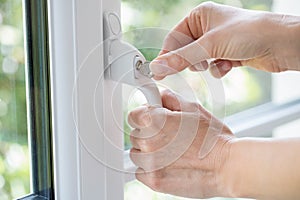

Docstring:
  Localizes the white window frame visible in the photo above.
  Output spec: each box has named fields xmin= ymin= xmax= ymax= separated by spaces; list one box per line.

xmin=49 ymin=0 xmax=124 ymax=199
xmin=48 ymin=0 xmax=300 ymax=199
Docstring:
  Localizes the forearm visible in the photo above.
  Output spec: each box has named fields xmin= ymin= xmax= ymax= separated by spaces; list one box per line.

xmin=222 ymin=137 xmax=300 ymax=199
xmin=280 ymin=14 xmax=300 ymax=71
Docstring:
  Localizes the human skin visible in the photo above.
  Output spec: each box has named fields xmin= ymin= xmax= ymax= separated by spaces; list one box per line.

xmin=149 ymin=2 xmax=300 ymax=79
xmin=129 ymin=90 xmax=235 ymax=198
xmin=129 ymin=90 xmax=300 ymax=199
xmin=128 ymin=2 xmax=300 ymax=199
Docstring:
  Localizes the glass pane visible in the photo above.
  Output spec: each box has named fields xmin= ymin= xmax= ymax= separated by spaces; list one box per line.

xmin=271 ymin=1 xmax=300 ymax=105
xmin=273 ymin=118 xmax=300 ymax=138
xmin=122 ymin=0 xmax=273 ymax=199
xmin=272 ymin=72 xmax=300 ymax=104
xmin=0 ymin=0 xmax=30 ymax=199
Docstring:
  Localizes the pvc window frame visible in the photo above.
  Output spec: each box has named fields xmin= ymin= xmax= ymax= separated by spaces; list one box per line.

xmin=41 ymin=0 xmax=300 ymax=199
xmin=49 ymin=0 xmax=124 ymax=199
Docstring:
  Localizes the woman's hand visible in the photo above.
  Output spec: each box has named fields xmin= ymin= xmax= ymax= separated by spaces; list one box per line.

xmin=150 ymin=2 xmax=300 ymax=79
xmin=128 ymin=90 xmax=300 ymax=199
xmin=128 ymin=90 xmax=235 ymax=198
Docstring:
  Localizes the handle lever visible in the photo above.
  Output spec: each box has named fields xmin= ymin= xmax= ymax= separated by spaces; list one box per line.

xmin=103 ymin=12 xmax=162 ymax=106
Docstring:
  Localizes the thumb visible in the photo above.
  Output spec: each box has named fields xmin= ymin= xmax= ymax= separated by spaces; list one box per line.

xmin=161 ymin=89 xmax=199 ymax=113
xmin=150 ymin=37 xmax=212 ymax=79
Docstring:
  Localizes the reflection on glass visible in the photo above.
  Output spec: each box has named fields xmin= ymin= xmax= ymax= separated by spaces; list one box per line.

xmin=0 ymin=0 xmax=29 ymax=199
xmin=122 ymin=0 xmax=273 ymax=200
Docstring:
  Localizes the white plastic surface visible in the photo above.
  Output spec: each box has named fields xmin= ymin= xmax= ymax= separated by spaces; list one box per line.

xmin=50 ymin=0 xmax=124 ymax=199
xmin=103 ymin=12 xmax=162 ymax=106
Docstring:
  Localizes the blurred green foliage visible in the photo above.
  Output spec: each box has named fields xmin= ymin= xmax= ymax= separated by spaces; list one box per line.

xmin=122 ymin=0 xmax=181 ymax=13
xmin=240 ymin=0 xmax=273 ymax=9
xmin=0 ymin=0 xmax=30 ymax=199
xmin=0 ymin=0 xmax=27 ymax=143
xmin=0 ymin=143 xmax=30 ymax=200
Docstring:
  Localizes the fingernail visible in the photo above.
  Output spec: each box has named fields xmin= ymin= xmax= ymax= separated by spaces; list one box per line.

xmin=150 ymin=59 xmax=172 ymax=76
xmin=214 ymin=61 xmax=231 ymax=71
xmin=194 ymin=62 xmax=208 ymax=71
xmin=221 ymin=62 xmax=231 ymax=71
xmin=193 ymin=63 xmax=204 ymax=71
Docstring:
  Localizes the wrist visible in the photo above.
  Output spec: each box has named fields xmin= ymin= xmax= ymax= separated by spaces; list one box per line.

xmin=291 ymin=19 xmax=300 ymax=70
xmin=281 ymin=14 xmax=300 ymax=71
xmin=214 ymin=137 xmax=237 ymax=198
xmin=220 ymin=138 xmax=249 ymax=198
xmin=219 ymin=138 xmax=270 ymax=198
xmin=220 ymin=137 xmax=300 ymax=199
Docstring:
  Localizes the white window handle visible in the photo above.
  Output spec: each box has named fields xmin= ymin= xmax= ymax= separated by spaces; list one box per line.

xmin=103 ymin=12 xmax=162 ymax=106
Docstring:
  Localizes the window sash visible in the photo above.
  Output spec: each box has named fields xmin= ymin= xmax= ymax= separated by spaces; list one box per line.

xmin=226 ymin=99 xmax=300 ymax=137
xmin=49 ymin=0 xmax=124 ymax=199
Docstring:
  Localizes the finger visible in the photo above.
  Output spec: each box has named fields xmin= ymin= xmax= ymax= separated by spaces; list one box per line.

xmin=150 ymin=36 xmax=212 ymax=78
xmin=130 ymin=129 xmax=163 ymax=152
xmin=209 ymin=59 xmax=242 ymax=78
xmin=158 ymin=26 xmax=195 ymax=57
xmin=157 ymin=11 xmax=203 ymax=57
xmin=130 ymin=110 xmax=201 ymax=171
xmin=131 ymin=125 xmax=180 ymax=153
xmin=130 ymin=148 xmax=150 ymax=170
xmin=128 ymin=106 xmax=170 ymax=137
xmin=130 ymin=148 xmax=168 ymax=171
xmin=151 ymin=24 xmax=196 ymax=80
xmin=161 ymin=89 xmax=200 ymax=113
xmin=130 ymin=135 xmax=161 ymax=153
xmin=127 ymin=106 xmax=151 ymax=129
xmin=162 ymin=89 xmax=214 ymax=121
xmin=136 ymin=168 xmax=164 ymax=192
xmin=137 ymin=168 xmax=217 ymax=198
xmin=130 ymin=129 xmax=141 ymax=150
xmin=189 ymin=60 xmax=209 ymax=72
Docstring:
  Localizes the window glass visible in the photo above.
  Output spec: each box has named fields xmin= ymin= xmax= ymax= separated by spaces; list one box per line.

xmin=272 ymin=72 xmax=300 ymax=104
xmin=271 ymin=1 xmax=300 ymax=105
xmin=270 ymin=0 xmax=300 ymax=139
xmin=122 ymin=0 xmax=273 ymax=199
xmin=273 ymin=118 xmax=300 ymax=138
xmin=0 ymin=0 xmax=30 ymax=199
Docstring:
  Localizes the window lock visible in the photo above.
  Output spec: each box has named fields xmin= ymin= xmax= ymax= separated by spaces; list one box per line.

xmin=103 ymin=12 xmax=162 ymax=106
